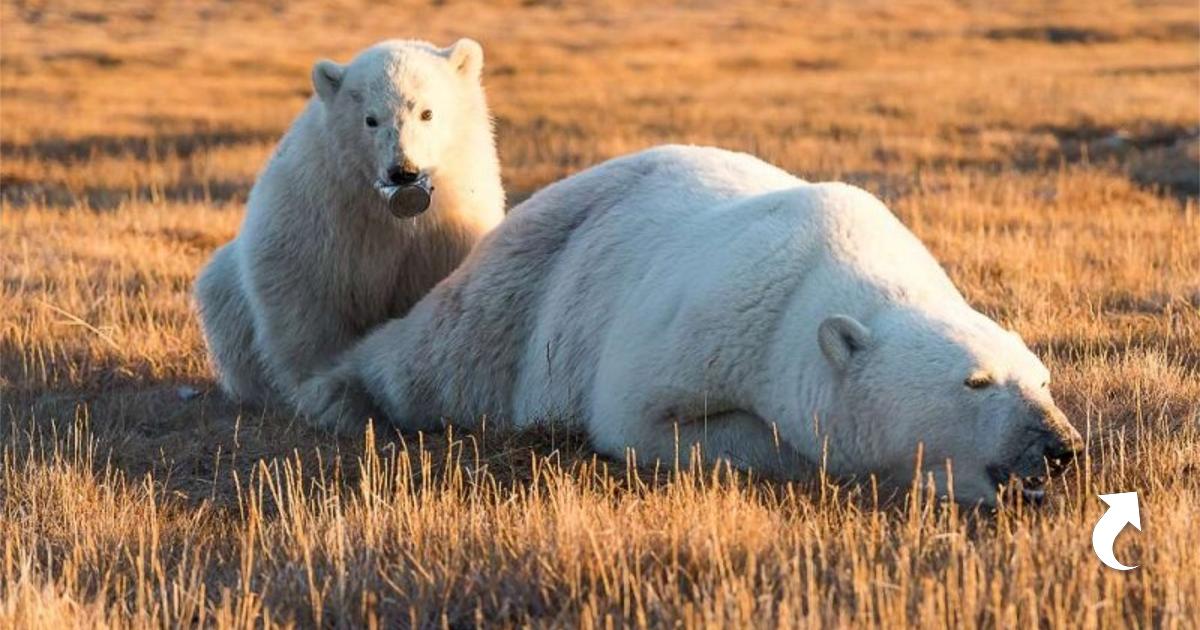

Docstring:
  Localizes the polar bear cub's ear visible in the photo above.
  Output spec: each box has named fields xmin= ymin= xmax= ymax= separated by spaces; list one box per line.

xmin=818 ymin=315 xmax=872 ymax=373
xmin=312 ymin=59 xmax=345 ymax=103
xmin=447 ymin=38 xmax=484 ymax=81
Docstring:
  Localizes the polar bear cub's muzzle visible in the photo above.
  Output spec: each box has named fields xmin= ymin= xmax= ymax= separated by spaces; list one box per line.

xmin=375 ymin=164 xmax=434 ymax=218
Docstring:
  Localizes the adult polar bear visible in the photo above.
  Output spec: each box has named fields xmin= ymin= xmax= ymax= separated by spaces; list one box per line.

xmin=301 ymin=145 xmax=1083 ymax=505
xmin=195 ymin=39 xmax=504 ymax=406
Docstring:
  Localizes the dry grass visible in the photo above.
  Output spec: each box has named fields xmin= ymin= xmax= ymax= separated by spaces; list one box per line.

xmin=2 ymin=0 xmax=1199 ymax=628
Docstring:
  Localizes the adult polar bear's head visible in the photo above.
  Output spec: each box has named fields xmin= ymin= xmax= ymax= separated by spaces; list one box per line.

xmin=817 ymin=306 xmax=1083 ymax=506
xmin=311 ymin=39 xmax=486 ymax=216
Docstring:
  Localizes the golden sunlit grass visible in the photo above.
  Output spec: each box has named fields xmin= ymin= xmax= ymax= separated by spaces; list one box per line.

xmin=2 ymin=0 xmax=1198 ymax=627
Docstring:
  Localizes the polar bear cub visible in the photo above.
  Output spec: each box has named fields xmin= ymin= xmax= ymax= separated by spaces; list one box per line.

xmin=300 ymin=145 xmax=1083 ymax=506
xmin=195 ymin=39 xmax=504 ymax=406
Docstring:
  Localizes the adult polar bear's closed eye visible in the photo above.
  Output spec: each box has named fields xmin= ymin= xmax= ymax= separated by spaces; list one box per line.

xmin=194 ymin=39 xmax=504 ymax=416
xmin=300 ymin=145 xmax=1084 ymax=506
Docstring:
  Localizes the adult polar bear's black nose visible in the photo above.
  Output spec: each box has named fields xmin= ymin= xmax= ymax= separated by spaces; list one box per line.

xmin=388 ymin=164 xmax=420 ymax=185
xmin=1040 ymin=413 xmax=1084 ymax=474
xmin=1044 ymin=433 xmax=1084 ymax=468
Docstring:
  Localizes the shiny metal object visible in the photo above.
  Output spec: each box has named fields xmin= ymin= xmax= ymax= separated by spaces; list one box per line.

xmin=374 ymin=174 xmax=433 ymax=218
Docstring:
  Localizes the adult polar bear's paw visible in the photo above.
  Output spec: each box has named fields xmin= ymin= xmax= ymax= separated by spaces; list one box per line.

xmin=295 ymin=365 xmax=378 ymax=435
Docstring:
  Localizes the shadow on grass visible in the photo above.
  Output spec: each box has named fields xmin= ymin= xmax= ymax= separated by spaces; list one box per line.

xmin=3 ymin=375 xmax=628 ymax=516
xmin=1 ymin=128 xmax=277 ymax=209
xmin=0 ymin=128 xmax=279 ymax=164
xmin=4 ymin=372 xmax=890 ymax=523
xmin=1 ymin=178 xmax=254 ymax=210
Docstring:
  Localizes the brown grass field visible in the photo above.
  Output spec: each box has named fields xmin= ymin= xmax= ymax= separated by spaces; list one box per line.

xmin=2 ymin=0 xmax=1199 ymax=628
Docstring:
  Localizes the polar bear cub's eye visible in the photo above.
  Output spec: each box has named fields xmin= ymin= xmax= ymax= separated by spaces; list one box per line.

xmin=420 ymin=109 xmax=434 ymax=122
xmin=365 ymin=116 xmax=378 ymax=128
xmin=964 ymin=372 xmax=994 ymax=390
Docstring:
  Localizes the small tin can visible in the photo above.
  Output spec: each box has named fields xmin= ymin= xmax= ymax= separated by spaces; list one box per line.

xmin=375 ymin=174 xmax=433 ymax=218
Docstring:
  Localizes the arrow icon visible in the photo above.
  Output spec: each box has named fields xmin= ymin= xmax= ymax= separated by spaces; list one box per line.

xmin=1092 ymin=492 xmax=1141 ymax=570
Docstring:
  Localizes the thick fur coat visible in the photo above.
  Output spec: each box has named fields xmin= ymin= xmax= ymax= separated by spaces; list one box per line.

xmin=300 ymin=145 xmax=1082 ymax=505
xmin=195 ymin=39 xmax=504 ymax=405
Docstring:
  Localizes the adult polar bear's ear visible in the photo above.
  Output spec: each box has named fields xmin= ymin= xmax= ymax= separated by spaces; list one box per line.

xmin=312 ymin=59 xmax=345 ymax=103
xmin=819 ymin=315 xmax=872 ymax=374
xmin=448 ymin=38 xmax=484 ymax=81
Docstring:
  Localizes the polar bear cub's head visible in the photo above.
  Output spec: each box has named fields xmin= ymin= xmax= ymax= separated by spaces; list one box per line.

xmin=818 ymin=307 xmax=1083 ymax=506
xmin=311 ymin=39 xmax=486 ymax=214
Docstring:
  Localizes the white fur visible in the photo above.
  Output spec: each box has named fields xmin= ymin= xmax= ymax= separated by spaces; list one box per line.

xmin=300 ymin=145 xmax=1082 ymax=505
xmin=195 ymin=39 xmax=504 ymax=408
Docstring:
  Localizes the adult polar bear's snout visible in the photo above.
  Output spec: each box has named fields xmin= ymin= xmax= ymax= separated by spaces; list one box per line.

xmin=983 ymin=386 xmax=1083 ymax=502
xmin=818 ymin=308 xmax=1084 ymax=505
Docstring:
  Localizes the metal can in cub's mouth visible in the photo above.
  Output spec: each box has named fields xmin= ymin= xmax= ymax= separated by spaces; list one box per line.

xmin=375 ymin=175 xmax=433 ymax=218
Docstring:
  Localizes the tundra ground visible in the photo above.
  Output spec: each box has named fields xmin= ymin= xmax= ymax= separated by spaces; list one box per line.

xmin=2 ymin=1 xmax=1198 ymax=628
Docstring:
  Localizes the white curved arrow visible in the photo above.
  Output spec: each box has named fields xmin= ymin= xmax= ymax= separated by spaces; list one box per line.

xmin=1092 ymin=492 xmax=1141 ymax=571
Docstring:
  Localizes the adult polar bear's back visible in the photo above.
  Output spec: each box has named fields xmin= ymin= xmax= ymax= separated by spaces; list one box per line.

xmin=308 ymin=145 xmax=1081 ymax=506
xmin=506 ymin=147 xmax=959 ymax=423
xmin=322 ymin=144 xmax=957 ymax=428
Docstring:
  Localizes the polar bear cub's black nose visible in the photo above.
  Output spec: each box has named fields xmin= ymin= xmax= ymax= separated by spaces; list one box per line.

xmin=388 ymin=164 xmax=420 ymax=185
